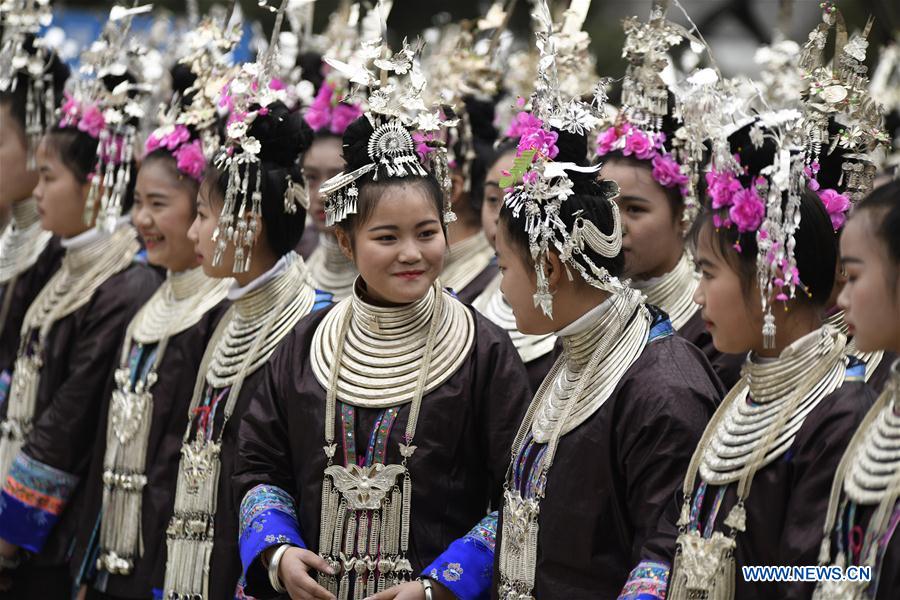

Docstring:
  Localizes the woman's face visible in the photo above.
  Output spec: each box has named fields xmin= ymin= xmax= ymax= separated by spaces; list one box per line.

xmin=838 ymin=214 xmax=900 ymax=354
xmin=601 ymin=159 xmax=683 ymax=280
xmin=187 ymin=182 xmax=235 ymax=279
xmin=303 ymin=136 xmax=344 ymax=233
xmin=133 ymin=159 xmax=200 ymax=273
xmin=496 ymin=220 xmax=557 ymax=335
xmin=693 ymin=221 xmax=762 ymax=354
xmin=33 ymin=136 xmax=91 ymax=237
xmin=0 ymin=103 xmax=38 ymax=208
xmin=481 ymin=150 xmax=516 ymax=250
xmin=336 ymin=182 xmax=445 ymax=305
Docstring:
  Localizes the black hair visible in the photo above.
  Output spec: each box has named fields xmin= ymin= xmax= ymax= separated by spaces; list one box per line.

xmin=0 ymin=35 xmax=70 ymax=139
xmin=456 ymin=95 xmax=500 ymax=212
xmin=203 ymin=101 xmax=314 ymax=256
xmin=691 ymin=119 xmax=839 ymax=308
xmin=298 ymin=51 xmax=325 ymax=92
xmin=42 ymin=71 xmax=141 ymax=213
xmin=499 ymin=127 xmax=625 ymax=281
xmin=854 ymin=180 xmax=900 ymax=294
xmin=169 ymin=62 xmax=198 ymax=111
xmin=335 ymin=115 xmax=446 ymax=240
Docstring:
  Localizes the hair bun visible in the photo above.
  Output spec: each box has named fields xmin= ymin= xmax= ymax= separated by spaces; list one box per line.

xmin=553 ymin=127 xmax=589 ymax=167
xmin=249 ymin=101 xmax=314 ymax=169
xmin=463 ymin=95 xmax=498 ymax=144
xmin=341 ymin=114 xmax=376 ymax=172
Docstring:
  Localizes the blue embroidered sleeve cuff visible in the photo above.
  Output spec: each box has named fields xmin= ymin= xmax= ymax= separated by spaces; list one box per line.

xmin=422 ymin=512 xmax=497 ymax=600
xmin=0 ymin=452 xmax=79 ymax=553
xmin=617 ymin=560 xmax=670 ymax=600
xmin=239 ymin=484 xmax=306 ymax=597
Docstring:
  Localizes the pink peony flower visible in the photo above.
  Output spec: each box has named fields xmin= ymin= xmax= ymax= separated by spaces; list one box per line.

xmin=330 ymin=102 xmax=363 ymax=135
xmin=705 ymin=169 xmax=743 ymax=209
xmin=173 ymin=140 xmax=206 ymax=182
xmin=505 ymin=111 xmax=543 ymax=139
xmin=522 ymin=170 xmax=539 ymax=185
xmin=622 ymin=130 xmax=654 ymax=160
xmin=61 ymin=92 xmax=79 ymax=118
xmin=595 ymin=126 xmax=621 ymax=156
xmin=77 ymin=105 xmax=106 ymax=139
xmin=517 ymin=127 xmax=559 ymax=159
xmin=145 ymin=134 xmax=162 ymax=154
xmin=269 ymin=78 xmax=285 ymax=91
xmin=651 ymin=154 xmax=688 ymax=188
xmin=163 ymin=125 xmax=191 ymax=150
xmin=412 ymin=131 xmax=436 ymax=161
xmin=304 ymin=105 xmax=332 ymax=131
xmin=818 ymin=188 xmax=850 ymax=230
xmin=728 ymin=188 xmax=766 ymax=232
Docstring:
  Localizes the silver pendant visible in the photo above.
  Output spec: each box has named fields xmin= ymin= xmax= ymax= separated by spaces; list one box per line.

xmin=181 ymin=433 xmax=220 ymax=495
xmin=325 ymin=463 xmax=405 ymax=510
xmin=110 ymin=368 xmax=155 ymax=445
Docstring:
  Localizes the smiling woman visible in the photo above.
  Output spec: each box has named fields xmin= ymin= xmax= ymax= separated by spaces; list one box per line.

xmin=132 ymin=153 xmax=202 ymax=272
xmin=232 ymin=60 xmax=532 ymax=599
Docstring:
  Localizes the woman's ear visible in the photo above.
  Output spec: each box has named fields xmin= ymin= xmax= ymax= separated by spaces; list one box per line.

xmin=334 ymin=227 xmax=354 ymax=262
xmin=450 ymin=171 xmax=466 ymax=207
xmin=545 ymin=250 xmax=564 ymax=291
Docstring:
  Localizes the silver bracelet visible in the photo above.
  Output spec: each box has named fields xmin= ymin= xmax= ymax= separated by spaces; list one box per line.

xmin=268 ymin=544 xmax=291 ymax=594
xmin=419 ymin=577 xmax=434 ymax=600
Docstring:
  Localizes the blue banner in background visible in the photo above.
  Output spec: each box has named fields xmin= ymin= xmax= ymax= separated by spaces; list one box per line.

xmin=44 ymin=8 xmax=255 ymax=68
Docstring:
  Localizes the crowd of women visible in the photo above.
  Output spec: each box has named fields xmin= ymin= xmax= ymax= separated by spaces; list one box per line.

xmin=0 ymin=0 xmax=898 ymax=599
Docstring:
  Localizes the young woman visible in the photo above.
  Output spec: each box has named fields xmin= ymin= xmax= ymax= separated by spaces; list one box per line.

xmin=473 ymin=138 xmax=558 ymax=392
xmin=597 ymin=121 xmax=744 ymax=389
xmin=424 ymin=111 xmax=723 ymax=598
xmin=302 ymin=79 xmax=361 ymax=301
xmin=812 ymin=180 xmax=900 ymax=600
xmin=648 ymin=120 xmax=877 ymax=600
xmin=161 ymin=97 xmax=331 ymax=600
xmin=232 ymin=109 xmax=532 ymax=600
xmin=70 ymin=117 xmax=231 ymax=599
xmin=0 ymin=39 xmax=69 ymax=394
xmin=814 ymin=145 xmax=898 ymax=394
xmin=0 ymin=81 xmax=161 ymax=596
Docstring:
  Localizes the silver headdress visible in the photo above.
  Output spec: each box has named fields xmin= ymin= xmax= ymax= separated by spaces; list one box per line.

xmin=61 ymin=4 xmax=154 ymax=232
xmin=210 ymin=0 xmax=309 ymax=273
xmin=501 ymin=0 xmax=620 ymax=319
xmin=0 ymin=0 xmax=59 ymax=167
xmin=870 ymin=39 xmax=900 ymax=176
xmin=175 ymin=11 xmax=242 ymax=160
xmin=798 ymin=3 xmax=888 ymax=202
xmin=318 ymin=2 xmax=459 ymax=227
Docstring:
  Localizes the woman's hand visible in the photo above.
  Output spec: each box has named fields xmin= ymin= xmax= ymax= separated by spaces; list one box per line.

xmin=364 ymin=579 xmax=455 ymax=600
xmin=277 ymin=547 xmax=337 ymax=600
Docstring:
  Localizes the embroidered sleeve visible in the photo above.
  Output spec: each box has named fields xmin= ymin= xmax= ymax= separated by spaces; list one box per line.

xmin=421 ymin=512 xmax=497 ymax=600
xmin=238 ymin=484 xmax=306 ymax=597
xmin=617 ymin=560 xmax=670 ymax=600
xmin=0 ymin=451 xmax=79 ymax=552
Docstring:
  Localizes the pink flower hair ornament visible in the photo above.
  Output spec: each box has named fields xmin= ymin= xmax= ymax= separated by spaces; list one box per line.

xmin=58 ymin=92 xmax=107 ymax=140
xmin=303 ymin=82 xmax=364 ymax=136
xmin=595 ymin=120 xmax=689 ymax=196
xmin=803 ymin=161 xmax=851 ymax=231
xmin=144 ymin=124 xmax=206 ymax=182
